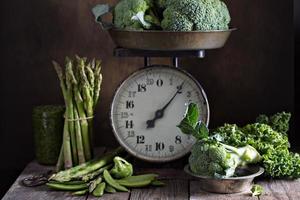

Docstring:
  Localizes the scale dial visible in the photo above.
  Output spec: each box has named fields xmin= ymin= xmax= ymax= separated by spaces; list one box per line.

xmin=111 ymin=65 xmax=209 ymax=162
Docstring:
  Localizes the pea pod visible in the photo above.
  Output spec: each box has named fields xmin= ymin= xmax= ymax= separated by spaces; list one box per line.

xmin=89 ymin=176 xmax=102 ymax=193
xmin=151 ymin=180 xmax=165 ymax=186
xmin=116 ymin=174 xmax=158 ymax=188
xmin=103 ymin=170 xmax=128 ymax=192
xmin=92 ymin=182 xmax=106 ymax=197
xmin=104 ymin=184 xmax=117 ymax=193
xmin=72 ymin=189 xmax=88 ymax=196
xmin=49 ymin=180 xmax=85 ymax=185
xmin=46 ymin=182 xmax=88 ymax=191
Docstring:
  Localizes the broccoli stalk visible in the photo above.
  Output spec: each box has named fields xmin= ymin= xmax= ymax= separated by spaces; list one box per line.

xmin=178 ymin=103 xmax=262 ymax=178
xmin=131 ymin=11 xmax=152 ymax=29
xmin=113 ymin=0 xmax=161 ymax=30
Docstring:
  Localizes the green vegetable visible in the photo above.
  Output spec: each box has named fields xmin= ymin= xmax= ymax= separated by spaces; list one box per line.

xmin=116 ymin=174 xmax=158 ymax=187
xmin=53 ymin=55 xmax=103 ymax=169
xmin=178 ymin=103 xmax=261 ymax=178
xmin=72 ymin=189 xmax=88 ymax=196
xmin=104 ymin=184 xmax=117 ymax=193
xmin=251 ymin=184 xmax=263 ymax=197
xmin=103 ymin=170 xmax=129 ymax=192
xmin=161 ymin=0 xmax=230 ymax=31
xmin=256 ymin=112 xmax=291 ymax=135
xmin=46 ymin=182 xmax=88 ymax=191
xmin=110 ymin=156 xmax=133 ymax=179
xmin=151 ymin=180 xmax=165 ymax=186
xmin=214 ymin=113 xmax=300 ymax=178
xmin=92 ymin=182 xmax=106 ymax=197
xmin=189 ymin=140 xmax=261 ymax=178
xmin=89 ymin=176 xmax=102 ymax=193
xmin=48 ymin=180 xmax=85 ymax=185
xmin=81 ymin=164 xmax=112 ymax=182
xmin=49 ymin=147 xmax=124 ymax=182
xmin=113 ymin=0 xmax=160 ymax=30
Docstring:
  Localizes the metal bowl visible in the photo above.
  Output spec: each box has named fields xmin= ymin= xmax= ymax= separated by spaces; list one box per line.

xmin=92 ymin=4 xmax=236 ymax=50
xmin=108 ymin=29 xmax=236 ymax=50
xmin=184 ymin=164 xmax=264 ymax=194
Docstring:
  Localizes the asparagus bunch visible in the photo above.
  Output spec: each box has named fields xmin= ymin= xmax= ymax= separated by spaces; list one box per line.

xmin=53 ymin=56 xmax=103 ymax=170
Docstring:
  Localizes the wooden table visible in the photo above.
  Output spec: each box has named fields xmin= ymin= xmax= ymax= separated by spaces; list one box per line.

xmin=3 ymin=149 xmax=300 ymax=200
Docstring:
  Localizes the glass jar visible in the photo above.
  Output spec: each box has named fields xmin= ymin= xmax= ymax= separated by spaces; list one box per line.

xmin=32 ymin=105 xmax=64 ymax=165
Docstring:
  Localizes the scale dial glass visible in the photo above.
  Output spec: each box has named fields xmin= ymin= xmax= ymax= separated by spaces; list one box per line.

xmin=111 ymin=65 xmax=209 ymax=162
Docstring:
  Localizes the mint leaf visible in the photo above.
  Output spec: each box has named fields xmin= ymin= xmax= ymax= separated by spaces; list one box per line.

xmin=177 ymin=103 xmax=199 ymax=135
xmin=194 ymin=122 xmax=209 ymax=140
xmin=177 ymin=102 xmax=209 ymax=140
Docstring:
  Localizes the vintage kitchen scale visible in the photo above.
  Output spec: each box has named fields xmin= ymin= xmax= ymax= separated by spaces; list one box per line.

xmin=93 ymin=4 xmax=235 ymax=163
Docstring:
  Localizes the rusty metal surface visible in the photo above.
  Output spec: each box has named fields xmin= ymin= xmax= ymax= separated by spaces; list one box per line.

xmin=108 ymin=29 xmax=236 ymax=50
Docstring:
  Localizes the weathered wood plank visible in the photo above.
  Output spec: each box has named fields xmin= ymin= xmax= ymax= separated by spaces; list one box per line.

xmin=2 ymin=162 xmax=85 ymax=200
xmin=2 ymin=147 xmax=107 ymax=200
xmin=87 ymin=191 xmax=130 ymax=200
xmin=134 ymin=168 xmax=194 ymax=180
xmin=189 ymin=180 xmax=257 ymax=200
xmin=258 ymin=179 xmax=300 ymax=200
xmin=130 ymin=180 xmax=188 ymax=200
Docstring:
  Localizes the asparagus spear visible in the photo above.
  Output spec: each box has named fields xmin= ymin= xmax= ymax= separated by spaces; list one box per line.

xmin=72 ymin=59 xmax=92 ymax=161
xmin=52 ymin=61 xmax=73 ymax=168
xmin=49 ymin=147 xmax=124 ymax=182
xmin=73 ymin=104 xmax=86 ymax=164
xmin=65 ymin=61 xmax=78 ymax=166
xmin=93 ymin=60 xmax=102 ymax=110
xmin=81 ymin=164 xmax=112 ymax=182
xmin=56 ymin=146 xmax=64 ymax=172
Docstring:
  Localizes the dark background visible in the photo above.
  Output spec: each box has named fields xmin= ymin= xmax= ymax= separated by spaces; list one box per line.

xmin=0 ymin=0 xmax=298 ymax=197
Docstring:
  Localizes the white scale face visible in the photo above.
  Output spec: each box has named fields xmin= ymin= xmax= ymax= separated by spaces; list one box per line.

xmin=111 ymin=66 xmax=209 ymax=162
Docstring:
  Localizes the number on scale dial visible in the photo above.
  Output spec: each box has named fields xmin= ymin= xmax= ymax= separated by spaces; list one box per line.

xmin=111 ymin=66 xmax=209 ymax=162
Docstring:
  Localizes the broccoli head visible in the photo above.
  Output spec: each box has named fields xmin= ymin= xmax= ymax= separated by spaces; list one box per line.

xmin=189 ymin=139 xmax=261 ymax=177
xmin=113 ymin=0 xmax=160 ymax=30
xmin=161 ymin=0 xmax=231 ymax=31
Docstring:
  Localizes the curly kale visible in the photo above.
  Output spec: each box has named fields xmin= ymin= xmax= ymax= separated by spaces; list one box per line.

xmin=213 ymin=112 xmax=300 ymax=178
xmin=256 ymin=112 xmax=291 ymax=135
xmin=161 ymin=0 xmax=231 ymax=31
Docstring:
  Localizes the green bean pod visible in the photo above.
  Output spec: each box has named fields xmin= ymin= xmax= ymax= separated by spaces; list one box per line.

xmin=48 ymin=180 xmax=85 ymax=185
xmin=88 ymin=176 xmax=102 ymax=193
xmin=46 ymin=182 xmax=88 ymax=191
xmin=72 ymin=189 xmax=88 ymax=196
xmin=103 ymin=170 xmax=128 ymax=192
xmin=92 ymin=182 xmax=106 ymax=197
xmin=104 ymin=184 xmax=117 ymax=193
xmin=116 ymin=174 xmax=158 ymax=188
xmin=151 ymin=180 xmax=165 ymax=186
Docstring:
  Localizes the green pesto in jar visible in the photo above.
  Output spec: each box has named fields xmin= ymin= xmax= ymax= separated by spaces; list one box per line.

xmin=32 ymin=105 xmax=64 ymax=165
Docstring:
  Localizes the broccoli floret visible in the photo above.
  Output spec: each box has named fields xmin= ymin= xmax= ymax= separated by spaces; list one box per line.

xmin=189 ymin=140 xmax=261 ymax=177
xmin=113 ymin=0 xmax=160 ymax=30
xmin=161 ymin=0 xmax=230 ymax=31
xmin=110 ymin=156 xmax=133 ymax=179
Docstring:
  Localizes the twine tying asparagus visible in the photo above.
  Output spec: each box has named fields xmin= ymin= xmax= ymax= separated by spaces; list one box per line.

xmin=64 ymin=115 xmax=94 ymax=122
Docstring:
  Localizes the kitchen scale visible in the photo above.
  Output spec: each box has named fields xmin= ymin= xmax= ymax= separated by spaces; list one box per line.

xmin=110 ymin=48 xmax=210 ymax=163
